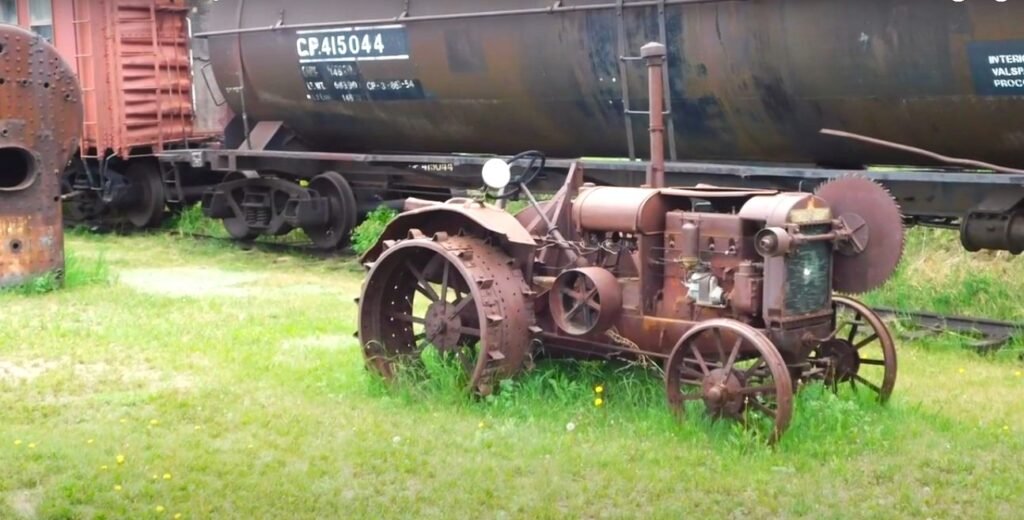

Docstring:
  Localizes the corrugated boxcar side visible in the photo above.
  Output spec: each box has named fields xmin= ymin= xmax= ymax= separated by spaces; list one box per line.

xmin=67 ymin=0 xmax=195 ymax=157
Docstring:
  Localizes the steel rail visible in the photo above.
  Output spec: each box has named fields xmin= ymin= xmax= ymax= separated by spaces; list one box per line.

xmin=873 ymin=307 xmax=1023 ymax=352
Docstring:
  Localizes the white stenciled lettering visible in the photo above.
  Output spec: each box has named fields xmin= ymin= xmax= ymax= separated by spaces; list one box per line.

xmin=995 ymin=79 xmax=1024 ymax=88
xmin=989 ymin=54 xmax=1024 ymax=65
xmin=992 ymin=67 xmax=1024 ymax=77
xmin=296 ymin=25 xmax=409 ymax=63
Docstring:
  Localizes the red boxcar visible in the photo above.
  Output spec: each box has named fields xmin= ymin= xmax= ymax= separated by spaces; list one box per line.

xmin=3 ymin=0 xmax=220 ymax=228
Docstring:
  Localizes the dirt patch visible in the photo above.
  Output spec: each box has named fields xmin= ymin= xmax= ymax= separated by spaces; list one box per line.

xmin=119 ymin=267 xmax=264 ymax=298
xmin=0 ymin=360 xmax=59 ymax=382
xmin=281 ymin=335 xmax=355 ymax=351
xmin=5 ymin=488 xmax=41 ymax=519
xmin=0 ymin=357 xmax=195 ymax=394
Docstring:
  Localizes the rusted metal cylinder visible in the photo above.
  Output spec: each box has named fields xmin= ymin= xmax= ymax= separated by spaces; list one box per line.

xmin=641 ymin=42 xmax=666 ymax=189
xmin=0 ymin=26 xmax=83 ymax=287
xmin=205 ymin=0 xmax=1024 ymax=168
xmin=572 ymin=186 xmax=663 ymax=233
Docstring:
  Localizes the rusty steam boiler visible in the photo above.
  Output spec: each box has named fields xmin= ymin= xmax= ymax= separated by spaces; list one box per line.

xmin=0 ymin=25 xmax=83 ymax=287
xmin=356 ymin=44 xmax=905 ymax=442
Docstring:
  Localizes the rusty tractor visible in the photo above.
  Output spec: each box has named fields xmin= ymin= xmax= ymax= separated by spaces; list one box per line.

xmin=0 ymin=25 xmax=83 ymax=288
xmin=356 ymin=44 xmax=905 ymax=442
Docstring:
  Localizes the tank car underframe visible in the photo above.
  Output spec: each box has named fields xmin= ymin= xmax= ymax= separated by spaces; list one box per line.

xmin=161 ymin=147 xmax=1024 ymax=254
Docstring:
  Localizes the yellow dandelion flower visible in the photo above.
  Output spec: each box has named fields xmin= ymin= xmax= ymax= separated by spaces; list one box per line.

xmin=194 ymin=425 xmax=202 ymax=431
xmin=114 ymin=485 xmax=122 ymax=491
xmin=155 ymin=505 xmax=165 ymax=513
xmin=1004 ymin=425 xmax=1011 ymax=432
xmin=27 ymin=443 xmax=36 ymax=449
xmin=163 ymin=473 xmax=172 ymax=480
xmin=478 ymin=422 xmax=485 ymax=428
xmin=101 ymin=465 xmax=109 ymax=471
xmin=116 ymin=454 xmax=125 ymax=465
xmin=1016 ymin=371 xmax=1022 ymax=378
xmin=13 ymin=440 xmax=21 ymax=446
xmin=594 ymin=398 xmax=604 ymax=407
xmin=119 ymin=419 xmax=127 ymax=424
xmin=152 ymin=474 xmax=159 ymax=480
xmin=247 ymin=444 xmax=254 ymax=449
xmin=174 ymin=514 xmax=182 ymax=519
xmin=958 ymin=368 xmax=966 ymax=374
xmin=150 ymin=419 xmax=159 ymax=426
xmin=87 ymin=439 xmax=94 ymax=444
xmin=595 ymin=385 xmax=604 ymax=394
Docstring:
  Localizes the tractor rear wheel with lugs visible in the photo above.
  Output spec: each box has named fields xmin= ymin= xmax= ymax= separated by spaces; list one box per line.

xmin=357 ymin=234 xmax=534 ymax=395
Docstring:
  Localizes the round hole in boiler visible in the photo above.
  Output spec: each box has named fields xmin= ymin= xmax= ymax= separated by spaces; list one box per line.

xmin=43 ymin=81 xmax=50 ymax=89
xmin=0 ymin=147 xmax=38 ymax=191
xmin=9 ymin=239 xmax=22 ymax=254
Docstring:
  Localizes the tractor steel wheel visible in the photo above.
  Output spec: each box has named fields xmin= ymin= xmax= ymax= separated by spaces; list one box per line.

xmin=665 ymin=319 xmax=794 ymax=444
xmin=808 ymin=295 xmax=897 ymax=403
xmin=358 ymin=235 xmax=534 ymax=395
xmin=304 ymin=171 xmax=357 ymax=250
xmin=123 ymin=162 xmax=166 ymax=229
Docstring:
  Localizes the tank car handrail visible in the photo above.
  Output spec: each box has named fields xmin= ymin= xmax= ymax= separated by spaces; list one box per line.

xmin=194 ymin=0 xmax=742 ymax=38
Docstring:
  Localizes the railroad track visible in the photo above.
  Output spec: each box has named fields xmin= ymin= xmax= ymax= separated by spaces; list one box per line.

xmin=169 ymin=232 xmax=352 ymax=259
xmin=173 ymin=232 xmax=1023 ymax=352
xmin=873 ymin=308 xmax=1023 ymax=353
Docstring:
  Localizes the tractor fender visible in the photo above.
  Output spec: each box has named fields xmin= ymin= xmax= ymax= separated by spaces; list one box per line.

xmin=360 ymin=199 xmax=537 ymax=268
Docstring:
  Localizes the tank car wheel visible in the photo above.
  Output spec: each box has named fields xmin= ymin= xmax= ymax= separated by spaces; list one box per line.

xmin=807 ymin=295 xmax=897 ymax=403
xmin=665 ymin=319 xmax=794 ymax=443
xmin=304 ymin=171 xmax=357 ymax=250
xmin=123 ymin=162 xmax=166 ymax=229
xmin=358 ymin=235 xmax=534 ymax=395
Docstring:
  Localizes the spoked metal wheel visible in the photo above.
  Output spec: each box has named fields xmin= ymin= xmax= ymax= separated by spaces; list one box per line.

xmin=808 ymin=295 xmax=897 ymax=403
xmin=549 ymin=268 xmax=620 ymax=337
xmin=123 ymin=162 xmax=166 ymax=229
xmin=358 ymin=235 xmax=534 ymax=395
xmin=665 ymin=319 xmax=794 ymax=443
xmin=304 ymin=171 xmax=357 ymax=250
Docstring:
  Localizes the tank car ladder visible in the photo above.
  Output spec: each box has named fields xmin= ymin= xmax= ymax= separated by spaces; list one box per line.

xmin=616 ymin=0 xmax=677 ymax=162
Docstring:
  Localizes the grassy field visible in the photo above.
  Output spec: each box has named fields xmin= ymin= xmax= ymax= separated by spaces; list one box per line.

xmin=1 ymin=226 xmax=1022 ymax=519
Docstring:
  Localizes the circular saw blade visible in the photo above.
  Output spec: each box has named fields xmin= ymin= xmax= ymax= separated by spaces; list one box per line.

xmin=814 ymin=175 xmax=905 ymax=294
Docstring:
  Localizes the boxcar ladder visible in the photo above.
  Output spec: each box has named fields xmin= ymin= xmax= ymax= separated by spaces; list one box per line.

xmin=71 ymin=1 xmax=97 ymax=162
xmin=616 ymin=0 xmax=678 ymax=162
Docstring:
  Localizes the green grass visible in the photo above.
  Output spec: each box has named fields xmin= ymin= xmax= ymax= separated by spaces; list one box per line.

xmin=351 ymin=207 xmax=398 ymax=256
xmin=0 ymin=228 xmax=1022 ymax=518
xmin=164 ymin=204 xmax=227 ymax=239
xmin=1 ymin=251 xmax=112 ymax=296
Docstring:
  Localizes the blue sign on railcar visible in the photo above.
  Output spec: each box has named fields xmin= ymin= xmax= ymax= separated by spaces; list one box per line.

xmin=296 ymin=25 xmax=409 ymax=63
xmin=968 ymin=40 xmax=1024 ymax=96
